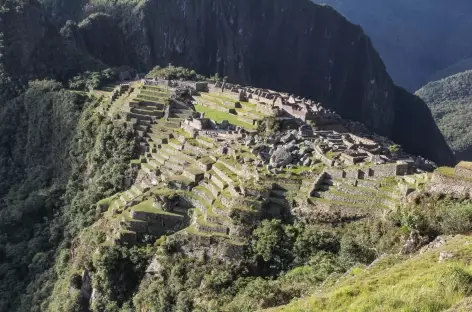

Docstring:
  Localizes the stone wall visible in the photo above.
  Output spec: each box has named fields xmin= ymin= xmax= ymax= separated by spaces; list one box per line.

xmin=455 ymin=166 xmax=472 ymax=180
xmin=325 ymin=169 xmax=344 ymax=179
xmin=429 ymin=172 xmax=472 ymax=198
xmin=369 ymin=164 xmax=398 ymax=178
xmin=309 ymin=171 xmax=327 ymax=197
xmin=221 ymin=196 xmax=234 ymax=208
xmin=184 ymin=141 xmax=208 ymax=156
xmin=181 ymin=124 xmax=197 ymax=137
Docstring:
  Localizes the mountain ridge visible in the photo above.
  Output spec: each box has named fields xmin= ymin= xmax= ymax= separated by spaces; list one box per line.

xmin=37 ymin=0 xmax=454 ymax=165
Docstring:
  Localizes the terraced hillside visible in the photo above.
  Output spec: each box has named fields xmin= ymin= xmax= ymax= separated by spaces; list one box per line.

xmin=87 ymin=78 xmax=437 ymax=260
xmin=46 ymin=74 xmax=472 ymax=312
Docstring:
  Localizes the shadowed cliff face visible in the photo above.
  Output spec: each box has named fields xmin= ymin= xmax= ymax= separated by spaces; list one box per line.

xmin=39 ymin=0 xmax=456 ymax=165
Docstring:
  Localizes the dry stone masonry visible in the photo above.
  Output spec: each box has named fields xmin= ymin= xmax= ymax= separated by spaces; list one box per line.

xmin=94 ymin=74 xmax=442 ymax=261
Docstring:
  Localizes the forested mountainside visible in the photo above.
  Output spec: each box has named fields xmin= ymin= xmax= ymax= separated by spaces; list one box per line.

xmin=416 ymin=70 xmax=472 ymax=161
xmin=312 ymin=0 xmax=472 ymax=91
xmin=0 ymin=0 xmax=465 ymax=312
xmin=35 ymin=0 xmax=454 ymax=165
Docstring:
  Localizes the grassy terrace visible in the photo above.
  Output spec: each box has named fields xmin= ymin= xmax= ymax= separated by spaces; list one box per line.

xmin=200 ymin=94 xmax=234 ymax=108
xmin=194 ymin=104 xmax=256 ymax=130
xmin=194 ymin=185 xmax=214 ymax=200
xmin=131 ymin=199 xmax=182 ymax=217
xmin=327 ymin=188 xmax=397 ymax=205
xmin=326 ymin=151 xmax=340 ymax=160
xmin=436 ymin=166 xmax=455 ymax=176
xmin=213 ymin=162 xmax=240 ymax=182
xmin=196 ymin=135 xmax=214 ymax=143
xmin=267 ymin=235 xmax=472 ymax=312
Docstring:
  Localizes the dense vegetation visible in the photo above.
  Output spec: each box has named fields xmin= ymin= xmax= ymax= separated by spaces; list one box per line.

xmin=0 ymin=81 xmax=137 ymax=311
xmin=416 ymin=70 xmax=472 ymax=161
xmin=43 ymin=193 xmax=472 ymax=312
xmin=146 ymin=66 xmax=206 ymax=81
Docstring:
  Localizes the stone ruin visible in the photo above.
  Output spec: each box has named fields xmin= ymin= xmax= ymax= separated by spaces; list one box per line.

xmin=99 ymin=76 xmax=441 ymax=261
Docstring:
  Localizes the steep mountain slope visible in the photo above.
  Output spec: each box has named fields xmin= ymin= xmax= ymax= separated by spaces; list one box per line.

xmin=41 ymin=0 xmax=454 ymax=165
xmin=0 ymin=0 xmax=101 ymax=85
xmin=312 ymin=0 xmax=472 ymax=91
xmin=267 ymin=235 xmax=472 ymax=312
xmin=416 ymin=70 xmax=472 ymax=161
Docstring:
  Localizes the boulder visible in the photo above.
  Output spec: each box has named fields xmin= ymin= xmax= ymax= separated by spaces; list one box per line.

xmin=439 ymin=251 xmax=454 ymax=263
xmin=400 ymin=230 xmax=429 ymax=254
xmin=270 ymin=147 xmax=293 ymax=167
xmin=303 ymin=158 xmax=311 ymax=166
xmin=281 ymin=133 xmax=295 ymax=144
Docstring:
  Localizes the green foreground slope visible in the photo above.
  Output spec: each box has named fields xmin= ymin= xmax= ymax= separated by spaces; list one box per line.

xmin=267 ymin=235 xmax=472 ymax=312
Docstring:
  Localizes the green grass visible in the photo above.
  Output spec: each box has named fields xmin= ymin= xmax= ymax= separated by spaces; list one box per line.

xmin=196 ymin=135 xmax=214 ymax=143
xmin=198 ymin=156 xmax=215 ymax=165
xmin=437 ymin=166 xmax=456 ymax=176
xmin=284 ymin=165 xmax=322 ymax=175
xmin=265 ymin=235 xmax=472 ymax=312
xmin=326 ymin=151 xmax=340 ymax=160
xmin=185 ymin=167 xmax=204 ymax=175
xmin=194 ymin=104 xmax=256 ymax=130
xmin=131 ymin=199 xmax=182 ymax=217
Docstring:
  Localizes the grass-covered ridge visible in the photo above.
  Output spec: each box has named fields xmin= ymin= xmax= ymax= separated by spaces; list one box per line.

xmin=266 ymin=235 xmax=472 ymax=312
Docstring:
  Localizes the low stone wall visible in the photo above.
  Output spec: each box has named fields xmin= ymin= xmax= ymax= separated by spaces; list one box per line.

xmin=321 ymin=190 xmax=396 ymax=209
xmin=185 ymin=171 xmax=205 ymax=183
xmin=228 ymin=185 xmax=240 ymax=197
xmin=130 ymin=210 xmax=181 ymax=223
xmin=206 ymin=182 xmax=220 ymax=198
xmin=456 ymin=166 xmax=472 ymax=179
xmin=121 ymin=219 xmax=147 ymax=233
xmin=205 ymin=214 xmax=230 ymax=227
xmin=218 ymin=160 xmax=243 ymax=176
xmin=184 ymin=142 xmax=208 ymax=156
xmin=196 ymin=160 xmax=213 ymax=172
xmin=369 ymin=164 xmax=397 ymax=178
xmin=162 ymin=147 xmax=193 ymax=162
xmin=211 ymin=175 xmax=226 ymax=189
xmin=163 ymin=161 xmax=184 ymax=172
xmin=221 ymin=196 xmax=234 ymax=208
xmin=325 ymin=169 xmax=344 ymax=179
xmin=356 ymin=179 xmax=380 ymax=188
xmin=195 ymin=222 xmax=227 ymax=235
xmin=213 ymin=204 xmax=231 ymax=218
xmin=181 ymin=123 xmax=197 ymax=137
xmin=193 ymin=189 xmax=214 ymax=206
xmin=196 ymin=138 xmax=214 ymax=148
xmin=117 ymin=231 xmax=137 ymax=245
xmin=212 ymin=165 xmax=233 ymax=184
xmin=345 ymin=169 xmax=362 ymax=179
xmin=309 ymin=171 xmax=327 ymax=197
xmin=429 ymin=172 xmax=472 ymax=198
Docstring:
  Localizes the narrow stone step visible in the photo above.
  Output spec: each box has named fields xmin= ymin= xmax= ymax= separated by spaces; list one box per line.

xmin=151 ymin=153 xmax=166 ymax=165
xmin=210 ymin=172 xmax=227 ymax=190
xmin=213 ymin=162 xmax=236 ymax=185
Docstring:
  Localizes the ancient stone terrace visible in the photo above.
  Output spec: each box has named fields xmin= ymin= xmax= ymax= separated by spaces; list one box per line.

xmin=428 ymin=162 xmax=472 ymax=198
xmin=207 ymin=81 xmax=341 ymax=124
xmin=92 ymin=76 xmax=437 ymax=260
